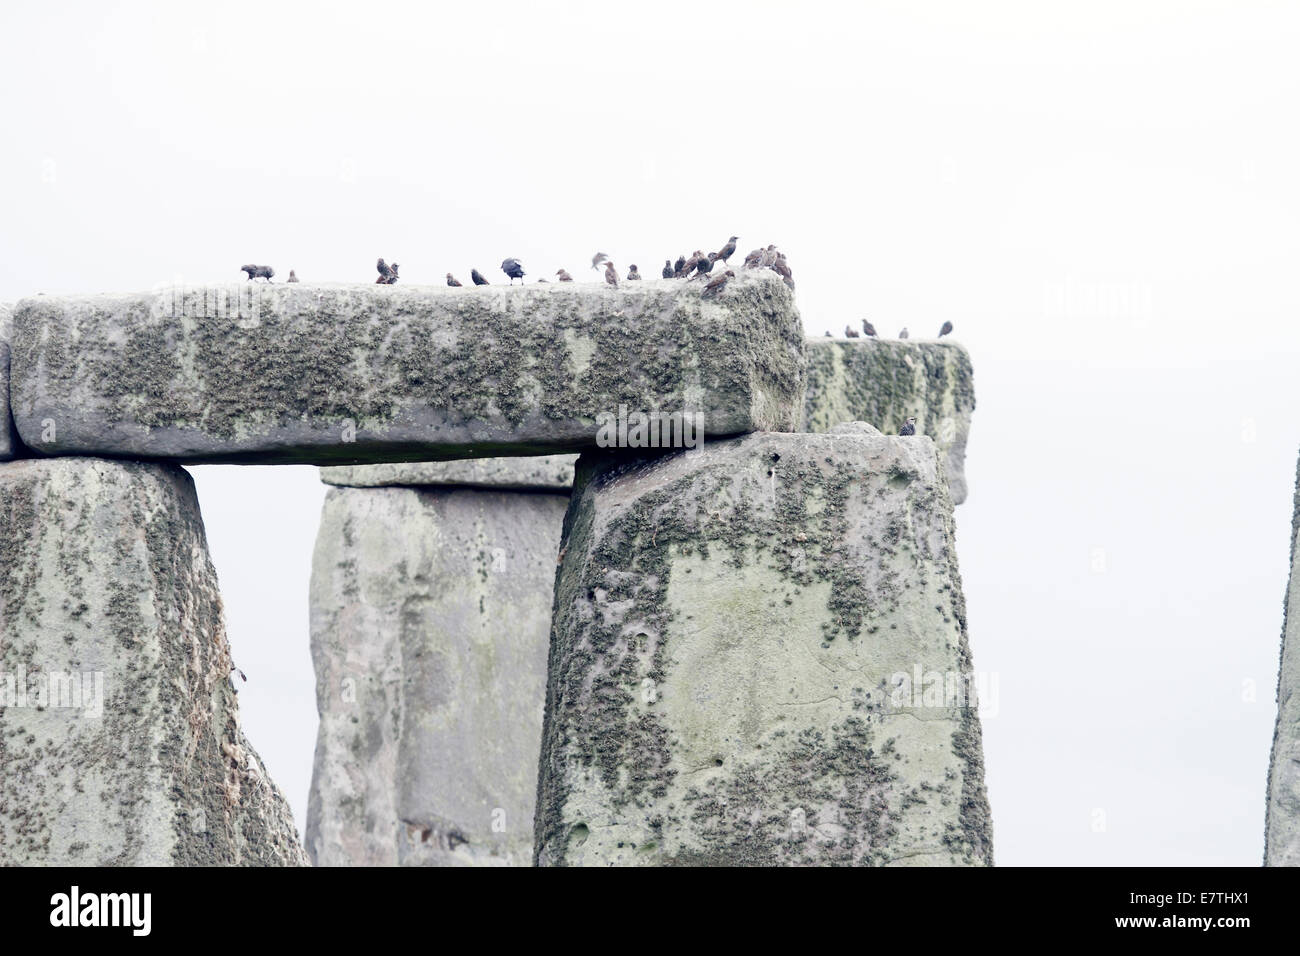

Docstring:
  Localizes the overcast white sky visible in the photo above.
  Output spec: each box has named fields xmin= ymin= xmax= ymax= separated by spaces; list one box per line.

xmin=3 ymin=1 xmax=1297 ymax=865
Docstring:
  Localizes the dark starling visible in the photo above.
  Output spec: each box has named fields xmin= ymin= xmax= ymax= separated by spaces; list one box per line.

xmin=446 ymin=273 xmax=463 ymax=287
xmin=772 ymin=252 xmax=794 ymax=287
xmin=678 ymin=250 xmax=702 ymax=278
xmin=376 ymin=258 xmax=392 ymax=281
xmin=627 ymin=264 xmax=642 ymax=280
xmin=938 ymin=321 xmax=953 ymax=337
xmin=604 ymin=261 xmax=618 ymax=287
xmin=592 ymin=252 xmax=609 ymax=271
xmin=823 ymin=330 xmax=832 ymax=337
xmin=241 ymin=264 xmax=274 ymax=282
xmin=845 ymin=325 xmax=860 ymax=338
xmin=861 ymin=319 xmax=877 ymax=337
xmin=287 ymin=270 xmax=299 ymax=283
xmin=899 ymin=416 xmax=917 ymax=436
xmin=662 ymin=259 xmax=674 ymax=279
xmin=471 ymin=268 xmax=489 ymax=286
xmin=899 ymin=328 xmax=909 ymax=339
xmin=555 ymin=269 xmax=574 ymax=282
xmin=673 ymin=254 xmax=687 ymax=277
xmin=700 ymin=269 xmax=735 ymax=299
xmin=693 ymin=255 xmax=716 ymax=278
xmin=501 ymin=258 xmax=526 ymax=284
xmin=715 ymin=236 xmax=739 ymax=264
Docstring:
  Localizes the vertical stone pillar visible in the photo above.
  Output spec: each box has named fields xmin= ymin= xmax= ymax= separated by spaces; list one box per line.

xmin=0 ymin=458 xmax=306 ymax=865
xmin=306 ymin=457 xmax=573 ymax=866
xmin=536 ymin=428 xmax=992 ymax=866
xmin=1267 ymin=454 xmax=1300 ymax=866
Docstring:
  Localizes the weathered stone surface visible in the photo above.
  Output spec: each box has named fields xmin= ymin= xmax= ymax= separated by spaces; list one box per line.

xmin=11 ymin=274 xmax=804 ymax=464
xmin=321 ymin=454 xmax=576 ymax=490
xmin=536 ymin=431 xmax=992 ymax=866
xmin=1 ymin=303 xmax=17 ymax=461
xmin=0 ymin=458 xmax=306 ymax=865
xmin=1266 ymin=453 xmax=1300 ymax=866
xmin=307 ymin=484 xmax=567 ymax=866
xmin=802 ymin=338 xmax=974 ymax=503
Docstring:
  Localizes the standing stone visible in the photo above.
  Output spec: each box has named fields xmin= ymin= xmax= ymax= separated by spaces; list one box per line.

xmin=0 ymin=458 xmax=306 ymax=865
xmin=10 ymin=273 xmax=804 ymax=464
xmin=307 ymin=461 xmax=568 ymax=866
xmin=1 ymin=303 xmax=17 ymax=460
xmin=802 ymin=338 xmax=975 ymax=503
xmin=536 ymin=430 xmax=993 ymax=866
xmin=1267 ymin=453 xmax=1300 ymax=866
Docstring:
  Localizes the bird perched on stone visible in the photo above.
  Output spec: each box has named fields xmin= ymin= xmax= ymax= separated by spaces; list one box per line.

xmin=555 ymin=269 xmax=574 ymax=282
xmin=592 ymin=252 xmax=609 ymax=270
xmin=759 ymin=245 xmax=779 ymax=268
xmin=446 ymin=273 xmax=463 ymax=286
xmin=471 ymin=268 xmax=489 ymax=286
xmin=899 ymin=328 xmax=909 ymax=339
xmin=241 ymin=264 xmax=274 ymax=282
xmin=772 ymin=252 xmax=794 ymax=288
xmin=386 ymin=262 xmax=400 ymax=284
xmin=673 ymin=254 xmax=687 ymax=277
xmin=742 ymin=247 xmax=763 ymax=269
xmin=662 ymin=260 xmax=674 ymax=279
xmin=861 ymin=319 xmax=877 ymax=337
xmin=627 ymin=264 xmax=642 ymax=280
xmin=939 ymin=321 xmax=953 ymax=337
xmin=604 ymin=261 xmax=618 ymax=287
xmin=501 ymin=258 xmax=526 ymax=284
xmin=899 ymin=417 xmax=917 ymax=436
xmin=823 ymin=330 xmax=832 ymax=337
xmin=691 ymin=255 xmax=716 ymax=279
xmin=701 ymin=269 xmax=735 ymax=299
xmin=679 ymin=250 xmax=704 ymax=277
xmin=845 ymin=325 xmax=861 ymax=338
xmin=376 ymin=258 xmax=393 ymax=283
xmin=714 ymin=236 xmax=739 ymax=265
xmin=287 ymin=270 xmax=299 ymax=283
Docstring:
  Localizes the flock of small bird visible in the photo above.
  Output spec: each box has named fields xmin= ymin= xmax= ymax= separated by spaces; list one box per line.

xmin=832 ymin=318 xmax=954 ymax=340
xmin=239 ymin=237 xmax=795 ymax=304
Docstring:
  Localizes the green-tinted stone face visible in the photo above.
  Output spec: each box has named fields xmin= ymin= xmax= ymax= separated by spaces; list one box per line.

xmin=536 ymin=432 xmax=992 ymax=866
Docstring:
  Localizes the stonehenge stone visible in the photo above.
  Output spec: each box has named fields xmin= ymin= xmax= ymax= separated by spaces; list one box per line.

xmin=307 ymin=481 xmax=568 ymax=866
xmin=1 ymin=303 xmax=17 ymax=461
xmin=321 ymin=453 xmax=577 ymax=491
xmin=802 ymin=338 xmax=975 ymax=503
xmin=1266 ymin=453 xmax=1300 ymax=866
xmin=535 ymin=430 xmax=992 ymax=866
xmin=0 ymin=457 xmax=306 ymax=865
xmin=10 ymin=273 xmax=805 ymax=465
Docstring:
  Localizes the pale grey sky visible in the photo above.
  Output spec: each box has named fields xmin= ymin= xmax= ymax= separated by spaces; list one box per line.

xmin=2 ymin=0 xmax=1297 ymax=865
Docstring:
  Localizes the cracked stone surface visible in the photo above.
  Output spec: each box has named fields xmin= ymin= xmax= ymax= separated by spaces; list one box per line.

xmin=535 ymin=430 xmax=993 ymax=866
xmin=0 ymin=457 xmax=306 ymax=865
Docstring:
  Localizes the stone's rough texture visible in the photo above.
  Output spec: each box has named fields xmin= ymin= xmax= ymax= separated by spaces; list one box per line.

xmin=1 ymin=303 xmax=17 ymax=460
xmin=802 ymin=338 xmax=975 ymax=503
xmin=536 ymin=432 xmax=993 ymax=867
xmin=1267 ymin=453 xmax=1300 ymax=866
xmin=11 ymin=274 xmax=805 ymax=464
xmin=0 ymin=458 xmax=306 ymax=866
xmin=307 ymin=485 xmax=567 ymax=866
xmin=321 ymin=454 xmax=577 ymax=491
